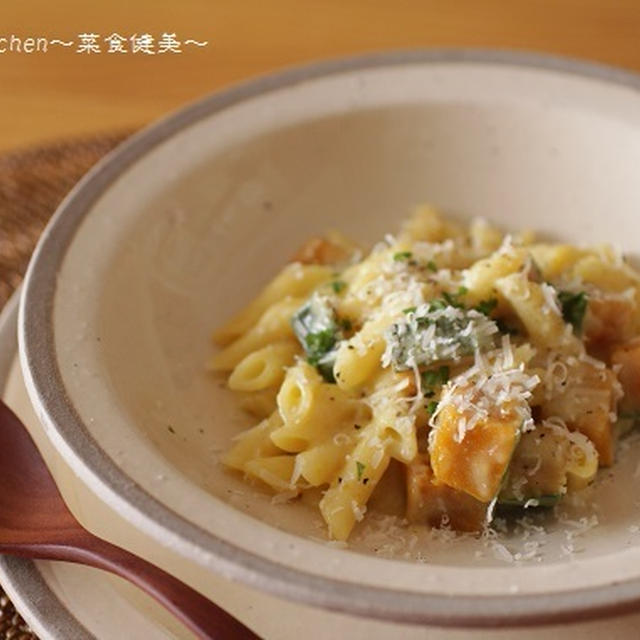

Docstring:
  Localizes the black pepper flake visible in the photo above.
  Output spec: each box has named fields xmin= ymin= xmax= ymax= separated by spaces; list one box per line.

xmin=168 ymin=425 xmax=175 ymax=434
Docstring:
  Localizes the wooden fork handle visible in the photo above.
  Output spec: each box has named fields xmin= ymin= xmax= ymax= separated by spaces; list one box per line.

xmin=34 ymin=532 xmax=260 ymax=640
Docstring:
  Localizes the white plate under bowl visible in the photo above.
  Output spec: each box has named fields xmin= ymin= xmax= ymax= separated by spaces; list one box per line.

xmin=17 ymin=49 xmax=640 ymax=627
xmin=0 ymin=293 xmax=171 ymax=640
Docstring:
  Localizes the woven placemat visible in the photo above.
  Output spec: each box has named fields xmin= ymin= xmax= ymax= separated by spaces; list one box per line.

xmin=0 ymin=130 xmax=133 ymax=638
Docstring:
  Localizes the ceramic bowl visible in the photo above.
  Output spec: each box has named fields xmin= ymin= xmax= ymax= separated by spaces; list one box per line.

xmin=18 ymin=50 xmax=640 ymax=627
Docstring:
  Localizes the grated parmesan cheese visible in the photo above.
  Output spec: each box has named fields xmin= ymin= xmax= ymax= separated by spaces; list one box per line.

xmin=221 ymin=207 xmax=640 ymax=548
xmin=351 ymin=500 xmax=367 ymax=522
xmin=497 ymin=234 xmax=516 ymax=257
xmin=271 ymin=490 xmax=299 ymax=505
xmin=332 ymin=433 xmax=352 ymax=446
xmin=540 ymin=282 xmax=562 ymax=316
xmin=382 ymin=305 xmax=499 ymax=372
xmin=429 ymin=344 xmax=540 ymax=443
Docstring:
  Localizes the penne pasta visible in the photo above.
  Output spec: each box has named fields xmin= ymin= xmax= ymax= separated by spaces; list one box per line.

xmin=213 ymin=206 xmax=640 ymax=542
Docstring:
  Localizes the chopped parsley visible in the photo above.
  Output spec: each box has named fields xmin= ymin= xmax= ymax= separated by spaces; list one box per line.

xmin=305 ymin=330 xmax=336 ymax=365
xmin=423 ymin=287 xmax=469 ymax=312
xmin=384 ymin=306 xmax=498 ymax=370
xmin=423 ymin=365 xmax=450 ymax=388
xmin=440 ymin=286 xmax=468 ymax=309
xmin=331 ymin=280 xmax=347 ymax=294
xmin=475 ymin=297 xmax=498 ymax=316
xmin=427 ymin=298 xmax=447 ymax=312
xmin=403 ymin=306 xmax=417 ymax=314
xmin=426 ymin=400 xmax=439 ymax=415
xmin=426 ymin=260 xmax=438 ymax=272
xmin=393 ymin=251 xmax=413 ymax=261
xmin=558 ymin=290 xmax=588 ymax=333
xmin=356 ymin=461 xmax=366 ymax=480
xmin=291 ymin=294 xmax=342 ymax=382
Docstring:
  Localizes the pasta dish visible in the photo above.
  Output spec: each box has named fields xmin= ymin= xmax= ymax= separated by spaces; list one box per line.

xmin=211 ymin=207 xmax=640 ymax=542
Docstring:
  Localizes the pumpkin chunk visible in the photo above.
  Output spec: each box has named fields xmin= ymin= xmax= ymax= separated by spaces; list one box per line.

xmin=612 ymin=339 xmax=640 ymax=410
xmin=541 ymin=359 xmax=618 ymax=466
xmin=499 ymin=424 xmax=569 ymax=504
xmin=430 ymin=401 xmax=521 ymax=502
xmin=584 ymin=297 xmax=635 ymax=358
xmin=406 ymin=454 xmax=488 ymax=531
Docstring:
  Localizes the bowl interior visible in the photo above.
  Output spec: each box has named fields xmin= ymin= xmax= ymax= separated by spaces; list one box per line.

xmin=40 ymin=57 xmax=640 ymax=604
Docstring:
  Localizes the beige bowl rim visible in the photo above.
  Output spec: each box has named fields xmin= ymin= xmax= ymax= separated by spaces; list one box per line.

xmin=17 ymin=48 xmax=640 ymax=627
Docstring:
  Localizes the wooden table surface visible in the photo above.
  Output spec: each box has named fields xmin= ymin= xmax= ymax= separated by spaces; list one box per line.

xmin=2 ymin=0 xmax=640 ymax=153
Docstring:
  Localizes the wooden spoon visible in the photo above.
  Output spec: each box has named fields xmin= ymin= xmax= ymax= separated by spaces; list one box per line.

xmin=0 ymin=399 xmax=259 ymax=640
